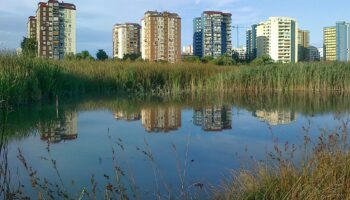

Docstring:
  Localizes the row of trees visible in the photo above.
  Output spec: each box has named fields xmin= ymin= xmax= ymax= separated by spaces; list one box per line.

xmin=183 ymin=54 xmax=274 ymax=66
xmin=66 ymin=50 xmax=108 ymax=61
xmin=20 ymin=37 xmax=109 ymax=61
xmin=20 ymin=37 xmax=274 ymax=65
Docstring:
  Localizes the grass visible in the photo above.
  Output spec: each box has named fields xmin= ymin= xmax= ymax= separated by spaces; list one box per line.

xmin=214 ymin=121 xmax=350 ymax=200
xmin=1 ymin=55 xmax=350 ymax=105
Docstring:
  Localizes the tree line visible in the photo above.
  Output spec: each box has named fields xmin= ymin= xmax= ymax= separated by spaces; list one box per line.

xmin=20 ymin=37 xmax=273 ymax=65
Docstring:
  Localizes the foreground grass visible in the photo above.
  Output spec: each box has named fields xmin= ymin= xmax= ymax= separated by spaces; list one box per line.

xmin=1 ymin=55 xmax=350 ymax=104
xmin=214 ymin=128 xmax=350 ymax=200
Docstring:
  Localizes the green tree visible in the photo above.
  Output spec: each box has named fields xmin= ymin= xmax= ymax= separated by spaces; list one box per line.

xmin=201 ymin=56 xmax=214 ymax=63
xmin=20 ymin=37 xmax=37 ymax=58
xmin=64 ymin=52 xmax=76 ymax=60
xmin=123 ymin=53 xmax=141 ymax=61
xmin=76 ymin=50 xmax=94 ymax=60
xmin=214 ymin=53 xmax=235 ymax=66
xmin=183 ymin=56 xmax=201 ymax=63
xmin=251 ymin=55 xmax=274 ymax=66
xmin=96 ymin=49 xmax=108 ymax=61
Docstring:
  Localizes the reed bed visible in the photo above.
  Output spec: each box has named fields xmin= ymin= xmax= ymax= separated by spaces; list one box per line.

xmin=1 ymin=55 xmax=350 ymax=105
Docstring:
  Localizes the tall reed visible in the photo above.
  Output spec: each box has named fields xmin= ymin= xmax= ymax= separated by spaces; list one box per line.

xmin=1 ymin=55 xmax=350 ymax=105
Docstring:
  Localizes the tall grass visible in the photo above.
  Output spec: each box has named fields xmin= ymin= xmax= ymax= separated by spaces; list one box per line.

xmin=214 ymin=120 xmax=350 ymax=200
xmin=1 ymin=55 xmax=350 ymax=105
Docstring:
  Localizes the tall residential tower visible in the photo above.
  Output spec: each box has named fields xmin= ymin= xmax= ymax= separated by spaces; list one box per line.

xmin=193 ymin=17 xmax=202 ymax=58
xmin=323 ymin=22 xmax=350 ymax=62
xmin=193 ymin=11 xmax=232 ymax=58
xmin=246 ymin=24 xmax=257 ymax=61
xmin=113 ymin=23 xmax=141 ymax=59
xmin=141 ymin=11 xmax=181 ymax=64
xmin=30 ymin=0 xmax=76 ymax=59
xmin=336 ymin=21 xmax=350 ymax=61
xmin=27 ymin=16 xmax=37 ymax=39
xmin=323 ymin=26 xmax=336 ymax=61
xmin=298 ymin=29 xmax=310 ymax=61
xmin=247 ymin=17 xmax=298 ymax=63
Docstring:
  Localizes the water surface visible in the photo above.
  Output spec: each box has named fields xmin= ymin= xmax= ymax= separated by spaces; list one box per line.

xmin=4 ymin=93 xmax=350 ymax=199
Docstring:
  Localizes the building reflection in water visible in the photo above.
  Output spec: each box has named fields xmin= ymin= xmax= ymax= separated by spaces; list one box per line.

xmin=39 ymin=112 xmax=78 ymax=143
xmin=193 ymin=105 xmax=232 ymax=131
xmin=141 ymin=107 xmax=181 ymax=133
xmin=253 ymin=110 xmax=297 ymax=125
xmin=114 ymin=111 xmax=141 ymax=121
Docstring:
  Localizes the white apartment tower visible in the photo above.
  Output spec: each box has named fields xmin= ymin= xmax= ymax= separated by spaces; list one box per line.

xmin=256 ymin=17 xmax=298 ymax=63
xmin=113 ymin=23 xmax=141 ymax=59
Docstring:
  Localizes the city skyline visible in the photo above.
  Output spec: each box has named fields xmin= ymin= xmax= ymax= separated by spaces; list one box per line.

xmin=1 ymin=0 xmax=350 ymax=56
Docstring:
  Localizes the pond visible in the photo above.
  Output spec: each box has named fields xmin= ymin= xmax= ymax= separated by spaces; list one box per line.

xmin=2 ymin=92 xmax=350 ymax=199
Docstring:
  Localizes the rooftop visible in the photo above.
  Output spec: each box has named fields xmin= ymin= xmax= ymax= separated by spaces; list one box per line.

xmin=203 ymin=11 xmax=232 ymax=16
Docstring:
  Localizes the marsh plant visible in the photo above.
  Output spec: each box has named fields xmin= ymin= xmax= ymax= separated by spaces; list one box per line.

xmin=2 ymin=55 xmax=350 ymax=105
xmin=214 ymin=117 xmax=350 ymax=200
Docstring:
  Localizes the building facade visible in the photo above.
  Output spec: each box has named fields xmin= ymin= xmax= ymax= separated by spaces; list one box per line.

xmin=182 ymin=45 xmax=193 ymax=55
xmin=323 ymin=22 xmax=350 ymax=62
xmin=249 ymin=17 xmax=298 ymax=63
xmin=232 ymin=47 xmax=246 ymax=61
xmin=113 ymin=23 xmax=141 ymax=59
xmin=298 ymin=29 xmax=310 ymax=61
xmin=308 ymin=46 xmax=321 ymax=61
xmin=27 ymin=16 xmax=37 ymax=39
xmin=32 ymin=0 xmax=76 ymax=59
xmin=336 ymin=21 xmax=350 ymax=61
xmin=246 ymin=24 xmax=257 ymax=61
xmin=318 ymin=47 xmax=324 ymax=60
xmin=323 ymin=26 xmax=336 ymax=61
xmin=256 ymin=21 xmax=270 ymax=58
xmin=141 ymin=11 xmax=181 ymax=64
xmin=193 ymin=17 xmax=203 ymax=58
xmin=193 ymin=11 xmax=232 ymax=58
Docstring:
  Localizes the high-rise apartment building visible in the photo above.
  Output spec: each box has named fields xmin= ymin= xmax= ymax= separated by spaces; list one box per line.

xmin=246 ymin=24 xmax=257 ymax=61
xmin=193 ymin=17 xmax=202 ymax=57
xmin=323 ymin=22 xmax=350 ymax=62
xmin=29 ymin=0 xmax=76 ymax=59
xmin=193 ymin=11 xmax=232 ymax=58
xmin=113 ymin=23 xmax=141 ymax=59
xmin=27 ymin=16 xmax=37 ymax=39
xmin=323 ymin=26 xmax=336 ymax=61
xmin=141 ymin=11 xmax=181 ymax=64
xmin=336 ymin=21 xmax=350 ymax=61
xmin=255 ymin=21 xmax=270 ymax=58
xmin=254 ymin=17 xmax=298 ymax=63
xmin=298 ymin=29 xmax=310 ymax=61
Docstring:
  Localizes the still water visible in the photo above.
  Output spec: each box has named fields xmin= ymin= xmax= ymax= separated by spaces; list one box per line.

xmin=4 ymin=93 xmax=350 ymax=199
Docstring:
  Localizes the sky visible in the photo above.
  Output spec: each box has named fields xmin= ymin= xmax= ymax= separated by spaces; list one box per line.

xmin=1 ymin=0 xmax=350 ymax=56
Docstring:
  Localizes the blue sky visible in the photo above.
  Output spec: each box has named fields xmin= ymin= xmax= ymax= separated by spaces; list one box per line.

xmin=0 ymin=0 xmax=349 ymax=56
